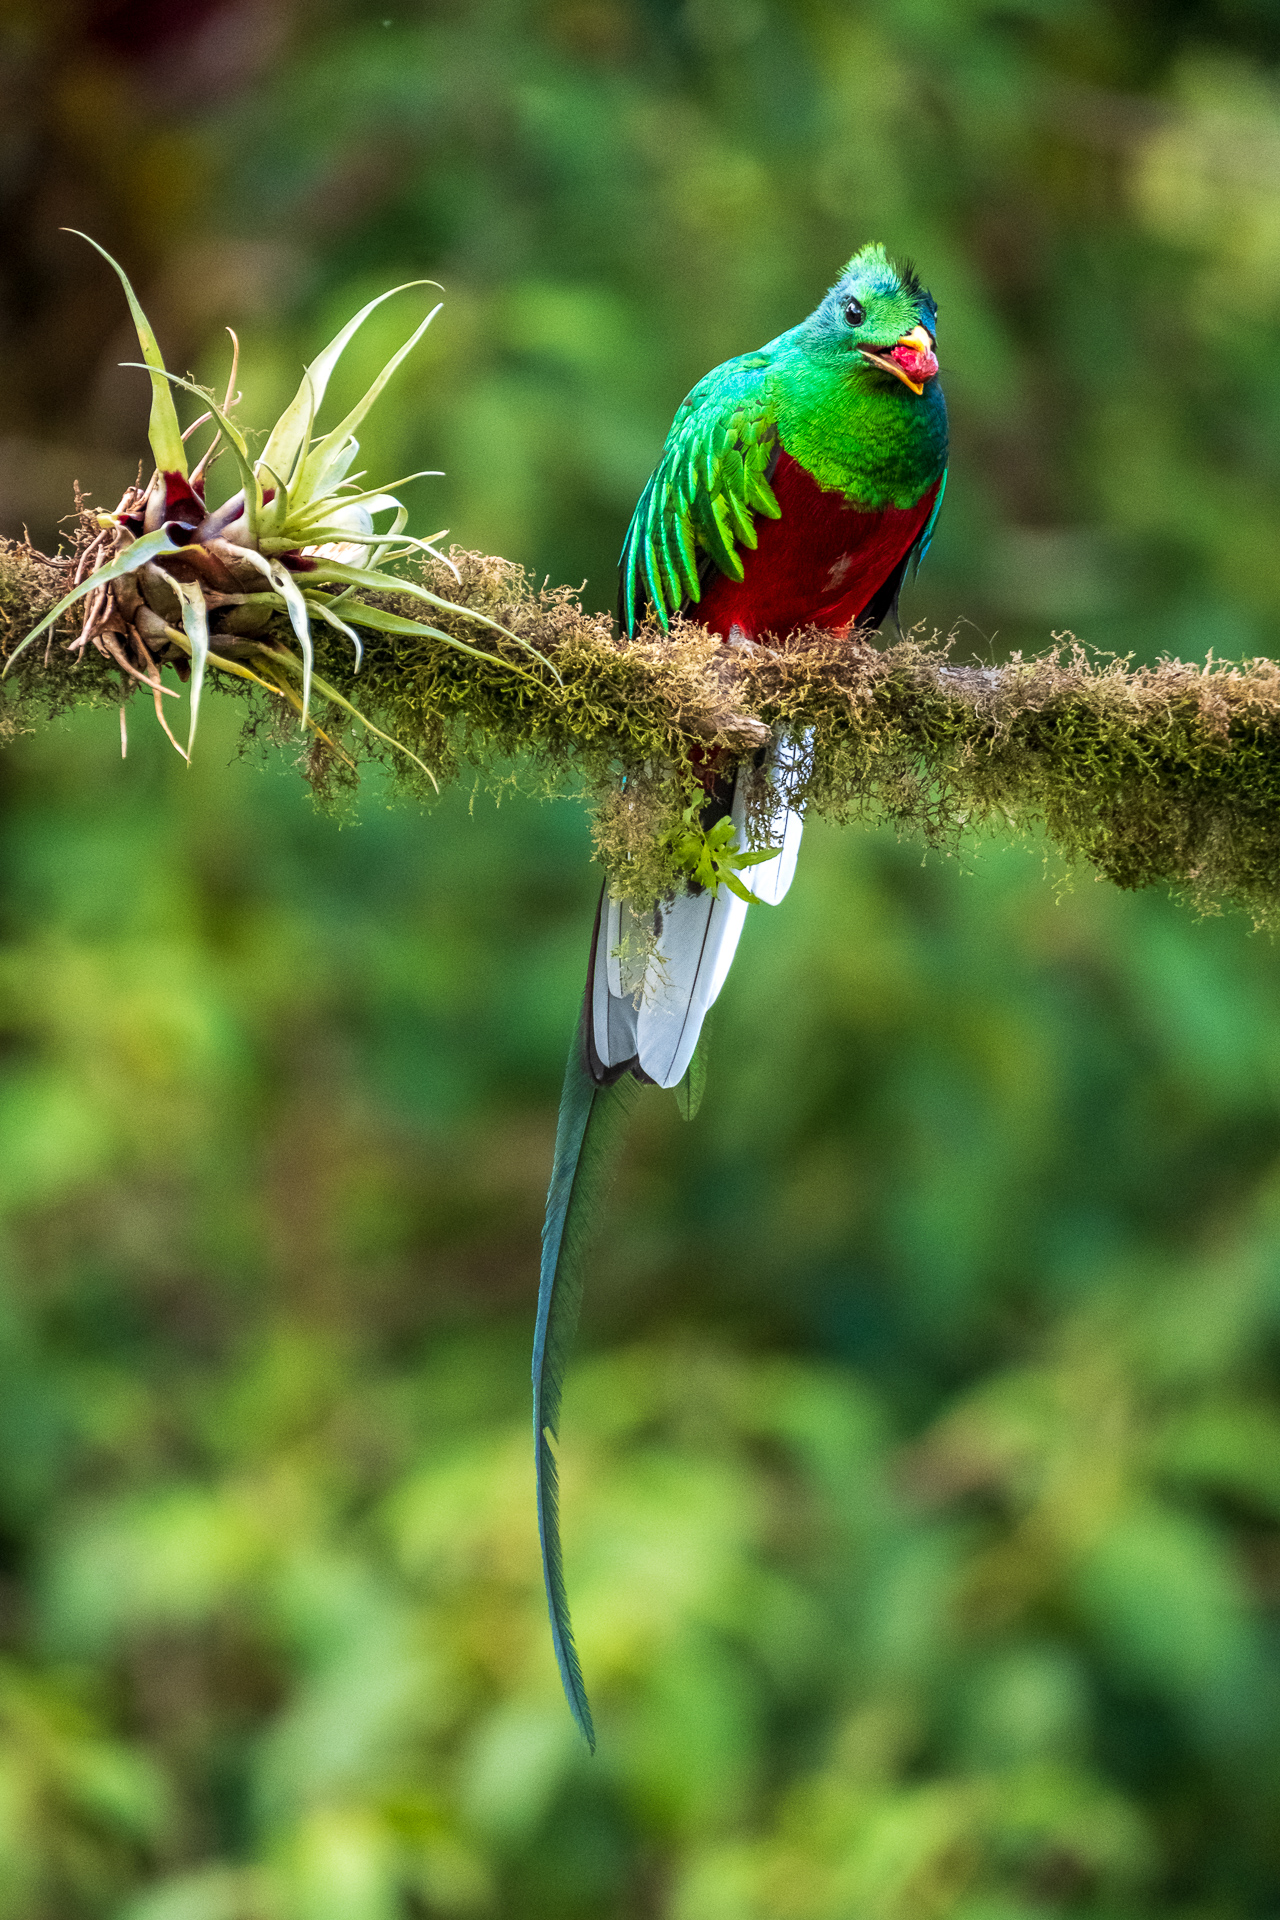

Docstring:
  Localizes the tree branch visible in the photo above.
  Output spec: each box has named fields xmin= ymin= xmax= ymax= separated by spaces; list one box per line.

xmin=4 ymin=534 xmax=1280 ymax=924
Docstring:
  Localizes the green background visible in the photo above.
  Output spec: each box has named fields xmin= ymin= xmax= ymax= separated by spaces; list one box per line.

xmin=3 ymin=2 xmax=1280 ymax=1914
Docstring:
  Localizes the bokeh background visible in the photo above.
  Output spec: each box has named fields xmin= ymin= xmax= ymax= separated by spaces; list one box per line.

xmin=4 ymin=2 xmax=1280 ymax=1915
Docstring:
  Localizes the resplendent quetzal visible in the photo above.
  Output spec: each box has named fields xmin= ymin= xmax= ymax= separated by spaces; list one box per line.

xmin=534 ymin=243 xmax=947 ymax=1746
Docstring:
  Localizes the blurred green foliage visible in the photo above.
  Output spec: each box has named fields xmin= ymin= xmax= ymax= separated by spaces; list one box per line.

xmin=4 ymin=0 xmax=1280 ymax=1915
xmin=4 ymin=0 xmax=1280 ymax=661
xmin=6 ymin=701 xmax=1280 ymax=1918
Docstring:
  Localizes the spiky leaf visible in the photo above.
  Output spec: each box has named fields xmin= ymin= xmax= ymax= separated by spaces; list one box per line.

xmin=67 ymin=231 xmax=188 ymax=477
xmin=3 ymin=527 xmax=185 ymax=675
xmin=258 ymin=282 xmax=438 ymax=489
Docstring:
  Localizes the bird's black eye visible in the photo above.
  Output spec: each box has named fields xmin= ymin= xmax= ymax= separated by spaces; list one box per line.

xmin=843 ymin=298 xmax=865 ymax=327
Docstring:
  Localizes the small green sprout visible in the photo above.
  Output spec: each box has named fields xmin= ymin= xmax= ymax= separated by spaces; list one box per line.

xmin=5 ymin=232 xmax=555 ymax=769
xmin=663 ymin=800 xmax=780 ymax=902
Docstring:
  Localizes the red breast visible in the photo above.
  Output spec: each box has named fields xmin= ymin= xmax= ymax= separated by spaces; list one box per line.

xmin=698 ymin=452 xmax=940 ymax=643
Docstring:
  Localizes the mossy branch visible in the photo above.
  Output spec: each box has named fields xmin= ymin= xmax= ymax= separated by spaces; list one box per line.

xmin=5 ymin=532 xmax=1280 ymax=924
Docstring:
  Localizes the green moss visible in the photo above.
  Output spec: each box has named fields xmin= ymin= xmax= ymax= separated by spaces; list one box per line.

xmin=6 ymin=538 xmax=1280 ymax=927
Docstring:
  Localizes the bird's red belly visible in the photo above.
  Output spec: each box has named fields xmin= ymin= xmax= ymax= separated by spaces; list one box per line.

xmin=698 ymin=452 xmax=939 ymax=642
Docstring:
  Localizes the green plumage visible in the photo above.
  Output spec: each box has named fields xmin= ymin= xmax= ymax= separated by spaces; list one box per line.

xmin=621 ymin=362 xmax=780 ymax=630
xmin=533 ymin=1011 xmax=639 ymax=1750
xmin=620 ymin=242 xmax=947 ymax=635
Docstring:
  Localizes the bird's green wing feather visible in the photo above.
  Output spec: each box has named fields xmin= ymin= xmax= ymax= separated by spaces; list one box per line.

xmin=533 ymin=1014 xmax=639 ymax=1749
xmin=619 ymin=352 xmax=780 ymax=635
xmin=913 ymin=466 xmax=947 ymax=572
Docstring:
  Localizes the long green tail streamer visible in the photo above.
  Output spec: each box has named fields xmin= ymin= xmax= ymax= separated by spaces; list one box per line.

xmin=532 ymin=1011 xmax=638 ymax=1750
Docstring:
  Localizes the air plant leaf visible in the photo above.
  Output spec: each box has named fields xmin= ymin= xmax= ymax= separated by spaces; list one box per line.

xmin=268 ymin=561 xmax=317 ymax=722
xmin=300 ymin=592 xmax=535 ymax=678
xmin=297 ymin=301 xmax=444 ymax=501
xmin=303 ymin=592 xmax=363 ymax=670
xmin=170 ymin=575 xmax=210 ymax=756
xmin=125 ymin=366 xmax=262 ymax=542
xmin=365 ymin=503 xmax=409 ymax=572
xmin=301 ymin=560 xmax=557 ymax=677
xmin=66 ymin=231 xmax=188 ymax=477
xmin=3 ymin=526 xmax=185 ymax=675
xmin=283 ymin=525 xmax=389 ymax=549
xmin=287 ymin=478 xmax=441 ymax=530
xmin=256 ymin=464 xmax=290 ymax=540
xmin=258 ymin=281 xmax=439 ymax=489
xmin=280 ymin=524 xmax=448 ymax=563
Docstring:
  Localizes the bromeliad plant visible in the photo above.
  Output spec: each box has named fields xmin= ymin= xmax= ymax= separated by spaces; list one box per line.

xmin=5 ymin=233 xmax=552 ymax=769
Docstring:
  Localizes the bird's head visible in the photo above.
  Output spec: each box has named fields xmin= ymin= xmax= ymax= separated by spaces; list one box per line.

xmin=806 ymin=243 xmax=939 ymax=395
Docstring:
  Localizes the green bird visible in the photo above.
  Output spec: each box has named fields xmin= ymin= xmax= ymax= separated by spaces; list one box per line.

xmin=534 ymin=243 xmax=948 ymax=1745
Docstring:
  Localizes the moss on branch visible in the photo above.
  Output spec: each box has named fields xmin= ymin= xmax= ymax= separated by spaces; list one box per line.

xmin=4 ymin=533 xmax=1280 ymax=924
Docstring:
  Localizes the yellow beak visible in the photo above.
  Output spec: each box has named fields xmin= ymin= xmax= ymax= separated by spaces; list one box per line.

xmin=859 ymin=323 xmax=938 ymax=396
